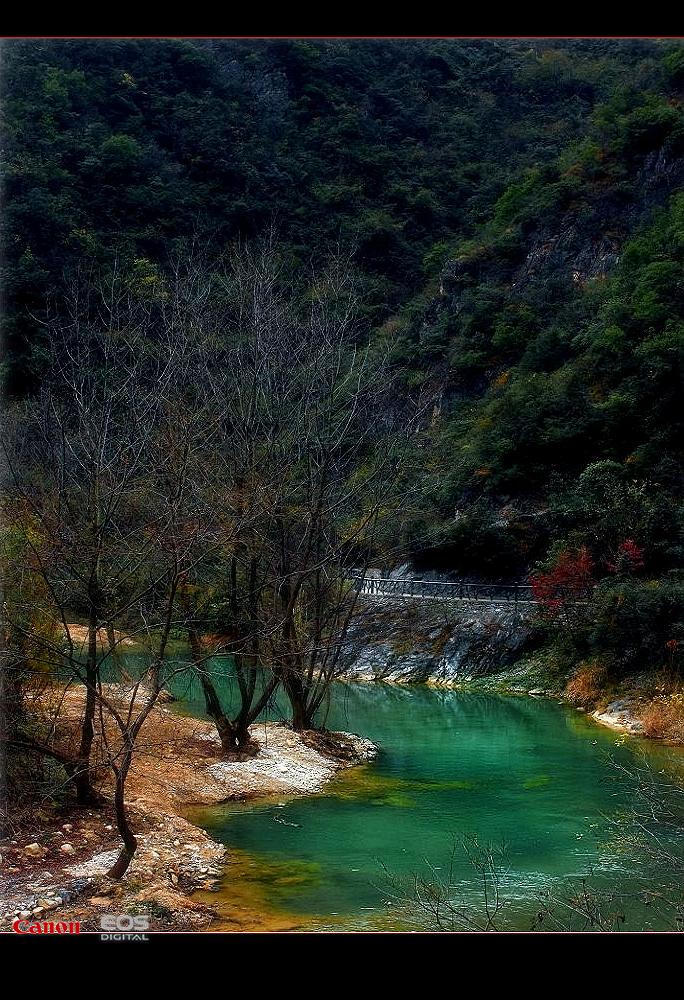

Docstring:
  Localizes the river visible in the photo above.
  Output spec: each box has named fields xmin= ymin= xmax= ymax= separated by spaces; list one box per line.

xmin=168 ymin=674 xmax=684 ymax=931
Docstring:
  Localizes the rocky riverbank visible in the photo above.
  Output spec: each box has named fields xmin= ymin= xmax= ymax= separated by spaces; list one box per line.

xmin=0 ymin=690 xmax=376 ymax=934
xmin=437 ymin=660 xmax=684 ymax=744
xmin=348 ymin=599 xmax=533 ymax=685
xmin=346 ymin=573 xmax=684 ymax=745
xmin=350 ymin=620 xmax=684 ymax=745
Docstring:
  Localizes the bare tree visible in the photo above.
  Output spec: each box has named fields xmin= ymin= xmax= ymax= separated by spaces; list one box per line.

xmin=152 ymin=250 xmax=283 ymax=754
xmin=381 ymin=834 xmax=509 ymax=932
xmin=0 ymin=237 xmax=420 ymax=873
xmin=211 ymin=238 xmax=414 ymax=731
xmin=1 ymin=266 xmax=175 ymax=802
xmin=155 ymin=237 xmax=416 ymax=743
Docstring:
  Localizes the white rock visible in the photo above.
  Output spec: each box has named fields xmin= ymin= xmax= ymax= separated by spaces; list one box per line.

xmin=24 ymin=843 xmax=46 ymax=857
xmin=64 ymin=849 xmax=120 ymax=877
xmin=59 ymin=843 xmax=75 ymax=854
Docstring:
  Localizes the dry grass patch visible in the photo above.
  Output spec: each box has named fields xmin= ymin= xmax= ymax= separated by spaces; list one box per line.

xmin=564 ymin=661 xmax=608 ymax=709
xmin=640 ymin=695 xmax=684 ymax=742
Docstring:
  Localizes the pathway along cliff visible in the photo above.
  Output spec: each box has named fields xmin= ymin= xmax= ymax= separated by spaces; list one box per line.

xmin=347 ymin=573 xmax=678 ymax=740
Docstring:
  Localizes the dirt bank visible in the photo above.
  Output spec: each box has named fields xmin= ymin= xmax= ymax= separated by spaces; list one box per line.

xmin=0 ymin=687 xmax=375 ymax=933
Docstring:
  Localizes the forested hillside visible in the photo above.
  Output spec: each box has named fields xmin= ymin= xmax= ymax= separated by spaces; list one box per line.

xmin=4 ymin=38 xmax=679 ymax=382
xmin=2 ymin=38 xmax=683 ymax=682
xmin=5 ymin=39 xmax=684 ymax=931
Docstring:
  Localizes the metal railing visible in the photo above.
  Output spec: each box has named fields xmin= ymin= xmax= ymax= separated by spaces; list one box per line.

xmin=349 ymin=574 xmax=537 ymax=605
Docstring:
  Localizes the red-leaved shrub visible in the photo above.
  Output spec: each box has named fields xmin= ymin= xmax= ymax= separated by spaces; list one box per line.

xmin=606 ymin=538 xmax=645 ymax=574
xmin=530 ymin=545 xmax=594 ymax=613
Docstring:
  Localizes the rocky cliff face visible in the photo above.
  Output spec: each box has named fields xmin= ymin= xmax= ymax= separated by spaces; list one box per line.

xmin=440 ymin=146 xmax=684 ymax=313
xmin=348 ymin=603 xmax=533 ymax=685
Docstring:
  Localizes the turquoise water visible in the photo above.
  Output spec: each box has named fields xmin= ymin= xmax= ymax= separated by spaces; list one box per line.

xmin=186 ymin=680 xmax=684 ymax=931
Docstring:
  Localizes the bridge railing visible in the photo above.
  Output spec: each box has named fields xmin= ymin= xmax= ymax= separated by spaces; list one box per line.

xmin=348 ymin=574 xmax=537 ymax=604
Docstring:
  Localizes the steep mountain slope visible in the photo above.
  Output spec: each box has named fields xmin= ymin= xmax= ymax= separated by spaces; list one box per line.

xmin=2 ymin=38 xmax=677 ymax=389
xmin=2 ymin=38 xmax=683 ymax=685
xmin=398 ymin=69 xmax=684 ymax=581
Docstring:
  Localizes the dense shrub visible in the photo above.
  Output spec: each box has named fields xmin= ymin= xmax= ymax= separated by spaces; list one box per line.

xmin=587 ymin=578 xmax=684 ymax=674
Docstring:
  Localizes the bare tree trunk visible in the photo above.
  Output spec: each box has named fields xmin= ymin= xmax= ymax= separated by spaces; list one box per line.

xmin=75 ymin=607 xmax=99 ymax=804
xmin=233 ymin=654 xmax=279 ymax=747
xmin=189 ymin=634 xmax=268 ymax=754
xmin=289 ymin=699 xmax=309 ymax=731
xmin=75 ymin=676 xmax=97 ymax=804
xmin=187 ymin=628 xmax=243 ymax=752
xmin=283 ymin=668 xmax=311 ymax=731
xmin=106 ymin=754 xmax=137 ymax=879
xmin=197 ymin=669 xmax=242 ymax=751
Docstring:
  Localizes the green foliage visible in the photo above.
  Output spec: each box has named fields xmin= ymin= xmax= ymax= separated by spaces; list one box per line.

xmin=621 ymin=97 xmax=684 ymax=155
xmin=4 ymin=38 xmax=684 ymax=679
xmin=664 ymin=47 xmax=684 ymax=85
xmin=2 ymin=37 xmax=672 ymax=391
xmin=587 ymin=577 xmax=684 ymax=675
